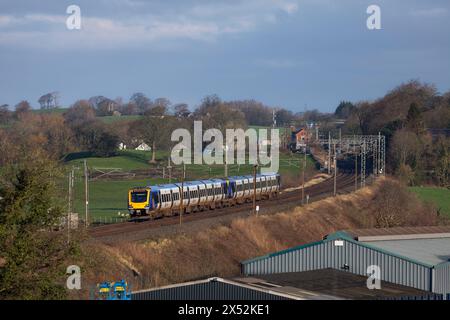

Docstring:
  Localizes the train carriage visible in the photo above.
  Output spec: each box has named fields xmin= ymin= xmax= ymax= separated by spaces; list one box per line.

xmin=128 ymin=173 xmax=280 ymax=218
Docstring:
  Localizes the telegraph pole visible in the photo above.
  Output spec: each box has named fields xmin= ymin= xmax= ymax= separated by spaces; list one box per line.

xmin=179 ymin=165 xmax=185 ymax=226
xmin=333 ymin=143 xmax=337 ymax=197
xmin=253 ymin=164 xmax=258 ymax=216
xmin=378 ymin=132 xmax=381 ymax=176
xmin=302 ymin=135 xmax=307 ymax=205
xmin=328 ymin=132 xmax=331 ymax=174
xmin=84 ymin=160 xmax=89 ymax=227
xmin=361 ymin=140 xmax=366 ymax=188
xmin=67 ymin=168 xmax=74 ymax=243
xmin=354 ymin=137 xmax=358 ymax=192
xmin=224 ymin=145 xmax=228 ymax=177
xmin=168 ymin=156 xmax=172 ymax=183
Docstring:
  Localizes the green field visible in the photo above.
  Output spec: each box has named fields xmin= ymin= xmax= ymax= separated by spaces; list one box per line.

xmin=409 ymin=186 xmax=450 ymax=217
xmin=67 ymin=149 xmax=315 ymax=221
xmin=67 ymin=150 xmax=154 ymax=171
xmin=98 ymin=115 xmax=143 ymax=124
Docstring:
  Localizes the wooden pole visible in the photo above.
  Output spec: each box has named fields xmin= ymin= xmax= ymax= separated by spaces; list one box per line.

xmin=328 ymin=132 xmax=331 ymax=174
xmin=354 ymin=140 xmax=358 ymax=192
xmin=84 ymin=160 xmax=89 ymax=227
xmin=333 ymin=143 xmax=337 ymax=197
xmin=253 ymin=165 xmax=257 ymax=215
xmin=67 ymin=170 xmax=71 ymax=243
xmin=179 ymin=165 xmax=185 ymax=226
xmin=302 ymin=137 xmax=307 ymax=205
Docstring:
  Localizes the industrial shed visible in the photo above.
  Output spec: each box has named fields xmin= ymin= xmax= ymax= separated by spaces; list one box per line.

xmin=132 ymin=277 xmax=293 ymax=300
xmin=131 ymin=271 xmax=439 ymax=300
xmin=241 ymin=226 xmax=450 ymax=295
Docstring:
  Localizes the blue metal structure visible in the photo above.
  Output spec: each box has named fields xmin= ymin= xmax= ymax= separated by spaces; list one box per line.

xmin=95 ymin=280 xmax=132 ymax=300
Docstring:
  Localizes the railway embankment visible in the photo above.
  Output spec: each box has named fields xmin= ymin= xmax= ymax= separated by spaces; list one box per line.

xmin=73 ymin=177 xmax=445 ymax=299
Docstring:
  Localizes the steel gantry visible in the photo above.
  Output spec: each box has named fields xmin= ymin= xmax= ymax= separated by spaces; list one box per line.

xmin=314 ymin=133 xmax=386 ymax=188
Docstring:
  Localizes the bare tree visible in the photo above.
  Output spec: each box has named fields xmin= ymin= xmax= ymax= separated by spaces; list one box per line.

xmin=172 ymin=103 xmax=190 ymax=118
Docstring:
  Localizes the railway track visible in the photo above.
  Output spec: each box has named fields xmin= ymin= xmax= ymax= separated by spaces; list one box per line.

xmin=89 ymin=173 xmax=359 ymax=240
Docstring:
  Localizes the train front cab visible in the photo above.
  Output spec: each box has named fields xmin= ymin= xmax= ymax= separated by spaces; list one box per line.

xmin=128 ymin=187 xmax=150 ymax=216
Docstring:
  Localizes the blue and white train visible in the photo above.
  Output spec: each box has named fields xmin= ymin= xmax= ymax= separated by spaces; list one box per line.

xmin=127 ymin=173 xmax=281 ymax=218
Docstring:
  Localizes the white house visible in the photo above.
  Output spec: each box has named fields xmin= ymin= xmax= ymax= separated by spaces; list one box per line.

xmin=135 ymin=142 xmax=151 ymax=151
xmin=119 ymin=143 xmax=127 ymax=150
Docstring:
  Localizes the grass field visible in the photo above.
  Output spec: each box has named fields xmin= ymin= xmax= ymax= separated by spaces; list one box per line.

xmin=67 ymin=150 xmax=153 ymax=171
xmin=409 ymin=186 xmax=450 ymax=217
xmin=98 ymin=115 xmax=142 ymax=124
xmin=67 ymin=149 xmax=315 ymax=220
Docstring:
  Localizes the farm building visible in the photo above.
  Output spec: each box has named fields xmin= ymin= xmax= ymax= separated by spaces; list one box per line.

xmin=241 ymin=226 xmax=450 ymax=296
xmin=289 ymin=127 xmax=311 ymax=152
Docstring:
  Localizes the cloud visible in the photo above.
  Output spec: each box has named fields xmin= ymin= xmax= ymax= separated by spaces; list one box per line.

xmin=409 ymin=7 xmax=448 ymax=17
xmin=0 ymin=0 xmax=301 ymax=50
xmin=255 ymin=58 xmax=305 ymax=69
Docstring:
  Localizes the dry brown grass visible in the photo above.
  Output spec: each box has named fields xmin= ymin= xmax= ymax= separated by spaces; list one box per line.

xmin=74 ymin=177 xmax=445 ymax=297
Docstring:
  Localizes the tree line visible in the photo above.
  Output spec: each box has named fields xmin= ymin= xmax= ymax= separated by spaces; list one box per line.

xmin=337 ymin=80 xmax=450 ymax=186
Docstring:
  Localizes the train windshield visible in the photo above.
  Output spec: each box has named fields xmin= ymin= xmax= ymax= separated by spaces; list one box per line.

xmin=131 ymin=191 xmax=148 ymax=203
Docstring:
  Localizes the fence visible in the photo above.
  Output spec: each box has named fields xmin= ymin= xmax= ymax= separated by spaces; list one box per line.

xmin=90 ymin=216 xmax=129 ymax=225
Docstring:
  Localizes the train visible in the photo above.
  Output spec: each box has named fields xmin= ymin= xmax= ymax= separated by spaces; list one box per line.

xmin=127 ymin=173 xmax=281 ymax=218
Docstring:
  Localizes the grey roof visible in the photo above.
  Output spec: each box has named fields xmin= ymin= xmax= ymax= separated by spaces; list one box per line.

xmin=345 ymin=226 xmax=450 ymax=241
xmin=362 ymin=238 xmax=450 ymax=266
xmin=236 ymin=269 xmax=434 ymax=300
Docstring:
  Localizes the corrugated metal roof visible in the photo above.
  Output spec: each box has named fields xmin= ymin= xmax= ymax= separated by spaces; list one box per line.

xmin=243 ymin=269 xmax=435 ymax=300
xmin=344 ymin=226 xmax=450 ymax=241
xmin=362 ymin=238 xmax=450 ymax=266
xmin=241 ymin=240 xmax=324 ymax=265
xmin=132 ymin=277 xmax=296 ymax=300
xmin=243 ymin=231 xmax=435 ymax=268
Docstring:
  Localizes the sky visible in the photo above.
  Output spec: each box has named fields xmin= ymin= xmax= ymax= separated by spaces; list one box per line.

xmin=0 ymin=0 xmax=449 ymax=113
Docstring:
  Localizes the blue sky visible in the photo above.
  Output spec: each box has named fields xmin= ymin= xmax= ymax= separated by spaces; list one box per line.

xmin=0 ymin=0 xmax=449 ymax=112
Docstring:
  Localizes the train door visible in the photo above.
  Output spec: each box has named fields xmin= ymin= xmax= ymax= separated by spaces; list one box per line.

xmin=242 ymin=178 xmax=249 ymax=198
xmin=198 ymin=183 xmax=207 ymax=205
xmin=213 ymin=181 xmax=223 ymax=202
xmin=188 ymin=185 xmax=199 ymax=206
xmin=150 ymin=190 xmax=161 ymax=211
xmin=160 ymin=189 xmax=172 ymax=210
xmin=255 ymin=176 xmax=262 ymax=195
xmin=171 ymin=187 xmax=180 ymax=208
xmin=235 ymin=179 xmax=243 ymax=199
